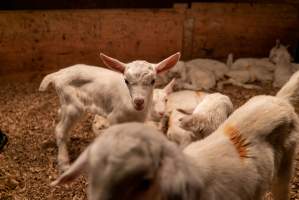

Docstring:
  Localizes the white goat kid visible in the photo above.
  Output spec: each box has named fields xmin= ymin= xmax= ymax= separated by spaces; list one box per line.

xmin=39 ymin=52 xmax=180 ymax=172
xmin=150 ymin=78 xmax=176 ymax=121
xmin=157 ymin=58 xmax=228 ymax=91
xmin=218 ymin=53 xmax=275 ymax=90
xmin=178 ymin=93 xmax=233 ymax=140
xmin=269 ymin=40 xmax=296 ymax=88
xmin=183 ymin=67 xmax=216 ymax=90
xmin=185 ymin=58 xmax=229 ymax=81
xmin=273 ymin=56 xmax=294 ymax=88
xmin=269 ymin=40 xmax=292 ymax=65
xmin=174 ymin=58 xmax=228 ymax=91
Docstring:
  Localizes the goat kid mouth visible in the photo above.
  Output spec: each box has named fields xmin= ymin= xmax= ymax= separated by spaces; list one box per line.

xmin=134 ymin=104 xmax=144 ymax=111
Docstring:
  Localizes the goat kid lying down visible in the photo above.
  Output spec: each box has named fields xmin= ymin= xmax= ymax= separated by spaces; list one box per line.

xmin=166 ymin=93 xmax=232 ymax=148
xmin=39 ymin=52 xmax=180 ymax=172
xmin=160 ymin=90 xmax=208 ymax=137
xmin=178 ymin=93 xmax=233 ymax=140
xmin=51 ymin=71 xmax=299 ymax=200
xmin=157 ymin=58 xmax=227 ymax=91
xmin=218 ymin=53 xmax=275 ymax=90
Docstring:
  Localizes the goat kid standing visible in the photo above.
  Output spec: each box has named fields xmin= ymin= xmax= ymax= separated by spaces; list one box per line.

xmin=39 ymin=52 xmax=180 ymax=172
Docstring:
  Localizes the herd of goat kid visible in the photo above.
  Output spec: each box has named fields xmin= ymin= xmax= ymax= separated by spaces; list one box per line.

xmin=36 ymin=39 xmax=299 ymax=199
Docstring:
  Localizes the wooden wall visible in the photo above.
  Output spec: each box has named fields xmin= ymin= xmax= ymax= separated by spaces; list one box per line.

xmin=0 ymin=3 xmax=298 ymax=81
xmin=188 ymin=3 xmax=299 ymax=59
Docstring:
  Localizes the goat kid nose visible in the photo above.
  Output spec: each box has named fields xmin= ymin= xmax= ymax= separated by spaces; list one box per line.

xmin=134 ymin=98 xmax=144 ymax=106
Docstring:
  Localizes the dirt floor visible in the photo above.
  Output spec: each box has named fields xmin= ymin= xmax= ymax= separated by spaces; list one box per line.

xmin=0 ymin=80 xmax=299 ymax=199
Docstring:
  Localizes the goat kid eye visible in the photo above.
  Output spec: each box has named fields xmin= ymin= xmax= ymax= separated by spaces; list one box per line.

xmin=125 ymin=79 xmax=129 ymax=85
xmin=137 ymin=178 xmax=152 ymax=191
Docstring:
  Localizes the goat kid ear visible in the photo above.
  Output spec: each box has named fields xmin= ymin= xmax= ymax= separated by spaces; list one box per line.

xmin=155 ymin=52 xmax=181 ymax=74
xmin=276 ymin=39 xmax=281 ymax=48
xmin=51 ymin=148 xmax=89 ymax=186
xmin=164 ymin=78 xmax=176 ymax=94
xmin=226 ymin=53 xmax=234 ymax=68
xmin=100 ymin=53 xmax=126 ymax=73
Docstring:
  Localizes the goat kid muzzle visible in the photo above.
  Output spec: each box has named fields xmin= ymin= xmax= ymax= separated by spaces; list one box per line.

xmin=133 ymin=98 xmax=145 ymax=111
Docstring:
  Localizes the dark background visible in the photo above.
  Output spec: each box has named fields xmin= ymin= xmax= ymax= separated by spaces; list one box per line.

xmin=0 ymin=0 xmax=297 ymax=10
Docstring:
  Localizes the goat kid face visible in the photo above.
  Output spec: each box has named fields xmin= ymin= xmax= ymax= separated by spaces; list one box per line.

xmin=269 ymin=40 xmax=292 ymax=64
xmin=151 ymin=79 xmax=176 ymax=121
xmin=100 ymin=53 xmax=181 ymax=112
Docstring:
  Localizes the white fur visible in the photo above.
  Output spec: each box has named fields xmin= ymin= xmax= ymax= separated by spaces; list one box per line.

xmin=186 ymin=58 xmax=229 ymax=80
xmin=166 ymin=90 xmax=208 ymax=113
xmin=93 ymin=78 xmax=179 ymax=134
xmin=273 ymin=57 xmax=293 ymax=88
xmin=218 ymin=53 xmax=275 ymax=89
xmin=269 ymin=40 xmax=296 ymax=88
xmin=179 ymin=93 xmax=233 ymax=141
xmin=156 ymin=58 xmax=228 ymax=91
xmin=170 ymin=58 xmax=228 ymax=91
xmin=269 ymin=40 xmax=299 ymax=73
xmin=166 ymin=109 xmax=195 ymax=148
xmin=164 ymin=91 xmax=209 ymax=147
xmin=52 ymin=79 xmax=299 ymax=200
xmin=156 ymin=61 xmax=186 ymax=89
xmin=52 ymin=68 xmax=299 ymax=197
xmin=269 ymin=40 xmax=292 ymax=65
xmin=182 ymin=67 xmax=216 ymax=90
xmin=39 ymin=53 xmax=180 ymax=172
xmin=150 ymin=79 xmax=176 ymax=122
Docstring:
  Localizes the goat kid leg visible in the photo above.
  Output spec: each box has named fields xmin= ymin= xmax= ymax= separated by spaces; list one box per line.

xmin=217 ymin=79 xmax=261 ymax=90
xmin=271 ymin=145 xmax=296 ymax=200
xmin=55 ymin=105 xmax=82 ymax=173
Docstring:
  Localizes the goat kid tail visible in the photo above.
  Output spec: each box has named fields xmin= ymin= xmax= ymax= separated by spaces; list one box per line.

xmin=39 ymin=72 xmax=58 ymax=91
xmin=276 ymin=70 xmax=299 ymax=108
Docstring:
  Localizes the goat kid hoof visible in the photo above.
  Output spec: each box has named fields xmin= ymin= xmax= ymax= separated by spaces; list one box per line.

xmin=59 ymin=164 xmax=70 ymax=174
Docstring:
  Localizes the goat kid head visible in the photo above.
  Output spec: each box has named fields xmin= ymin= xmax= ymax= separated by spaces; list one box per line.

xmin=151 ymin=78 xmax=176 ymax=121
xmin=51 ymin=123 xmax=201 ymax=200
xmin=100 ymin=53 xmax=180 ymax=112
xmin=269 ymin=39 xmax=292 ymax=64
